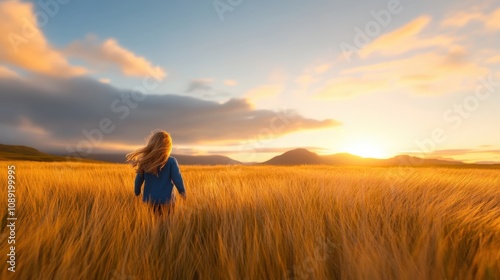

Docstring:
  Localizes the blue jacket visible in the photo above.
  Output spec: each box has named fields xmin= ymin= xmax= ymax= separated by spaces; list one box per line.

xmin=134 ymin=157 xmax=186 ymax=204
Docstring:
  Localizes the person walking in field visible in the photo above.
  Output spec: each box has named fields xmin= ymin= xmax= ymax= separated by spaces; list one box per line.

xmin=126 ymin=129 xmax=186 ymax=215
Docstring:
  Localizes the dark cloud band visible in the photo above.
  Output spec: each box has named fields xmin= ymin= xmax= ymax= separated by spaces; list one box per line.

xmin=0 ymin=76 xmax=339 ymax=154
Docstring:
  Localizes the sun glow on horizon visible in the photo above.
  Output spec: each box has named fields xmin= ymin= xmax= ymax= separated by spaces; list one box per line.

xmin=341 ymin=140 xmax=389 ymax=159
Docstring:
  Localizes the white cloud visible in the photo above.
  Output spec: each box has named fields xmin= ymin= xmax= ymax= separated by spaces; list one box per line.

xmin=0 ymin=0 xmax=86 ymax=77
xmin=317 ymin=49 xmax=488 ymax=98
xmin=245 ymin=84 xmax=283 ymax=107
xmin=66 ymin=36 xmax=167 ymax=80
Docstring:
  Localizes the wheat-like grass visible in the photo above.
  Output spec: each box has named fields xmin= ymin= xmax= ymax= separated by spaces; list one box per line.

xmin=0 ymin=162 xmax=499 ymax=280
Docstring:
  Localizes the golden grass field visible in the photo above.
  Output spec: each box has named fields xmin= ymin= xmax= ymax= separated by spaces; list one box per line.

xmin=0 ymin=161 xmax=499 ymax=280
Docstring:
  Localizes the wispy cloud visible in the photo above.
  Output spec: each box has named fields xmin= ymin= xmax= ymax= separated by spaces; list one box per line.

xmin=318 ymin=8 xmax=498 ymax=99
xmin=442 ymin=7 xmax=500 ymax=31
xmin=485 ymin=8 xmax=500 ymax=30
xmin=314 ymin=64 xmax=331 ymax=74
xmin=485 ymin=54 xmax=500 ymax=64
xmin=185 ymin=78 xmax=214 ymax=93
xmin=244 ymin=84 xmax=283 ymax=106
xmin=295 ymin=74 xmax=316 ymax=87
xmin=315 ymin=76 xmax=388 ymax=99
xmin=359 ymin=16 xmax=455 ymax=58
xmin=318 ymin=48 xmax=488 ymax=98
xmin=224 ymin=79 xmax=238 ymax=86
xmin=294 ymin=63 xmax=332 ymax=91
xmin=441 ymin=11 xmax=484 ymax=28
xmin=18 ymin=116 xmax=49 ymax=137
xmin=65 ymin=36 xmax=167 ymax=80
xmin=0 ymin=65 xmax=19 ymax=78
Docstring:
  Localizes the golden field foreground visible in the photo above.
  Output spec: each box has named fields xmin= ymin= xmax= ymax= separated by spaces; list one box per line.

xmin=0 ymin=162 xmax=499 ymax=280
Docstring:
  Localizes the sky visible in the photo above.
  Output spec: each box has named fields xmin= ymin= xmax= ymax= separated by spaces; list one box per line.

xmin=0 ymin=0 xmax=499 ymax=163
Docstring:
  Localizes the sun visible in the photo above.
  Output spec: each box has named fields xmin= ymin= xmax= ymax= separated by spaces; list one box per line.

xmin=342 ymin=140 xmax=388 ymax=159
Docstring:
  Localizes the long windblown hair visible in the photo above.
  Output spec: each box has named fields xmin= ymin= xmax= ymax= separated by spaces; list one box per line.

xmin=126 ymin=130 xmax=173 ymax=176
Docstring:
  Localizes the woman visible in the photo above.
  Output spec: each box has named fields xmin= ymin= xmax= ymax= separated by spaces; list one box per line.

xmin=126 ymin=129 xmax=186 ymax=215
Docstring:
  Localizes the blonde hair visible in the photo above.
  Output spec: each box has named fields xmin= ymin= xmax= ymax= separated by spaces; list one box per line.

xmin=126 ymin=129 xmax=173 ymax=176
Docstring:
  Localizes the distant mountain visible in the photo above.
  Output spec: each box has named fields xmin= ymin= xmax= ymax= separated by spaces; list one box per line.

xmin=0 ymin=144 xmax=96 ymax=162
xmin=1 ymin=144 xmax=241 ymax=165
xmin=263 ymin=148 xmax=469 ymax=167
xmin=474 ymin=160 xmax=500 ymax=165
xmin=382 ymin=155 xmax=465 ymax=166
xmin=2 ymin=143 xmax=498 ymax=167
xmin=173 ymin=154 xmax=240 ymax=165
xmin=263 ymin=148 xmax=323 ymax=165
xmin=68 ymin=152 xmax=241 ymax=165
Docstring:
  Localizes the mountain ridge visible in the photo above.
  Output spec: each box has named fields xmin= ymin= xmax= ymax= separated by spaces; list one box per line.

xmin=1 ymin=144 xmax=499 ymax=167
xmin=262 ymin=148 xmax=497 ymax=167
xmin=0 ymin=144 xmax=97 ymax=162
xmin=77 ymin=152 xmax=241 ymax=165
